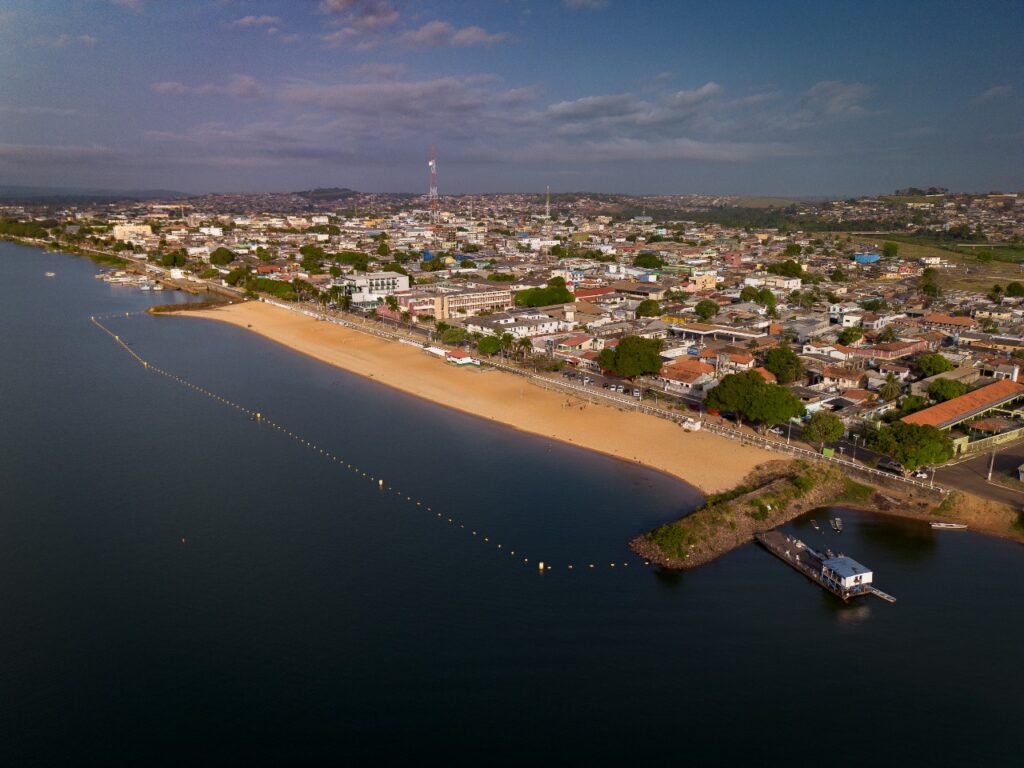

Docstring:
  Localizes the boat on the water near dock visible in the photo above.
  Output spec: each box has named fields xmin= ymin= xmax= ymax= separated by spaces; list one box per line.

xmin=930 ymin=522 xmax=968 ymax=530
xmin=756 ymin=530 xmax=895 ymax=603
xmin=831 ymin=517 xmax=843 ymax=533
xmin=810 ymin=519 xmax=820 ymax=531
xmin=45 ymin=271 xmax=56 ymax=277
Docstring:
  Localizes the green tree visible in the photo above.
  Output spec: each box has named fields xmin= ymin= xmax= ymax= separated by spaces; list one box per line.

xmin=693 ymin=299 xmax=720 ymax=321
xmin=917 ymin=353 xmax=954 ymax=377
xmin=879 ymin=373 xmax=902 ymax=401
xmin=376 ymin=240 xmax=390 ymax=257
xmin=783 ymin=243 xmax=802 ymax=257
xmin=477 ymin=336 xmax=502 ymax=355
xmin=706 ymin=371 xmax=804 ymax=427
xmin=385 ymin=295 xmax=399 ymax=312
xmin=869 ymin=422 xmax=953 ymax=471
xmin=208 ymin=246 xmax=235 ymax=266
xmin=837 ymin=327 xmax=863 ymax=345
xmin=830 ymin=266 xmax=846 ymax=282
xmin=441 ymin=327 xmax=467 ymax=345
xmin=636 ymin=299 xmax=663 ymax=318
xmin=747 ymin=384 xmax=806 ymax=427
xmin=876 ymin=324 xmax=898 ymax=343
xmin=632 ymin=252 xmax=664 ymax=269
xmin=597 ymin=336 xmax=663 ymax=378
xmin=705 ymin=371 xmax=765 ymax=425
xmin=882 ymin=241 xmax=899 ymax=259
xmin=764 ymin=346 xmax=804 ymax=384
xmin=803 ymin=411 xmax=845 ymax=449
xmin=766 ymin=259 xmax=804 ymax=278
xmin=928 ymin=378 xmax=968 ymax=402
xmin=515 ymin=277 xmax=574 ymax=307
xmin=739 ymin=285 xmax=759 ymax=302
xmin=756 ymin=288 xmax=776 ymax=308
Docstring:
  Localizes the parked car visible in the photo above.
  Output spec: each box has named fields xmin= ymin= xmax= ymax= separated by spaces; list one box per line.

xmin=768 ymin=427 xmax=784 ymax=436
xmin=912 ymin=468 xmax=929 ymax=479
xmin=879 ymin=459 xmax=905 ymax=474
xmin=632 ymin=388 xmax=641 ymax=398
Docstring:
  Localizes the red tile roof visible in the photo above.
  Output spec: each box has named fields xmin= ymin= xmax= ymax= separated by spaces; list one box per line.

xmin=902 ymin=379 xmax=1024 ymax=429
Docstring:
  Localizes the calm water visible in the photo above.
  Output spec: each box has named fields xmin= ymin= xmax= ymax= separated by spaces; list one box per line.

xmin=1 ymin=242 xmax=1022 ymax=766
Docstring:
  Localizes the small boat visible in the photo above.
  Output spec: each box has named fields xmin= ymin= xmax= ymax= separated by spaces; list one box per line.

xmin=810 ymin=519 xmax=820 ymax=531
xmin=930 ymin=522 xmax=968 ymax=530
xmin=831 ymin=517 xmax=843 ymax=533
xmin=45 ymin=271 xmax=56 ymax=277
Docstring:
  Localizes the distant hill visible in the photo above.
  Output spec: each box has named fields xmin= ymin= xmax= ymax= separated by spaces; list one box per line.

xmin=0 ymin=185 xmax=188 ymax=203
xmin=293 ymin=187 xmax=360 ymax=201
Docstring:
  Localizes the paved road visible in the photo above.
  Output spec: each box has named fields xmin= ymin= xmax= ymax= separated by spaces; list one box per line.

xmin=937 ymin=444 xmax=1024 ymax=507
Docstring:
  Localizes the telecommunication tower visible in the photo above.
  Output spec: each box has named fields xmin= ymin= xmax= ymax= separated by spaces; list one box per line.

xmin=545 ymin=185 xmax=550 ymax=219
xmin=428 ymin=145 xmax=439 ymax=223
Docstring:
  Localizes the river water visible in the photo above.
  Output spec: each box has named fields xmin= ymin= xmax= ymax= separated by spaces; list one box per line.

xmin=1 ymin=242 xmax=1021 ymax=766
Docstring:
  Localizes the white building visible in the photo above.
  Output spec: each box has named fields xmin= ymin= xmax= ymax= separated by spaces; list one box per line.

xmin=336 ymin=271 xmax=410 ymax=304
xmin=112 ymin=224 xmax=152 ymax=241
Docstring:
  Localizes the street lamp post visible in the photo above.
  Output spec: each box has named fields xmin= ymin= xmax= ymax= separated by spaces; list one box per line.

xmin=786 ymin=419 xmax=792 ymax=445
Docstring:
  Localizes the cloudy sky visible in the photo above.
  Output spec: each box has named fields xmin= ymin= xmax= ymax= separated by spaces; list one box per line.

xmin=1 ymin=0 xmax=1021 ymax=196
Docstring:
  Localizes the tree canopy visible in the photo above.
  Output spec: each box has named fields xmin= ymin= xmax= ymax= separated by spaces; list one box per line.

xmin=739 ymin=285 xmax=759 ymax=302
xmin=632 ymin=252 xmax=664 ymax=270
xmin=705 ymin=371 xmax=805 ymax=427
xmin=597 ymin=336 xmax=663 ymax=378
xmin=928 ymin=378 xmax=968 ymax=403
xmin=868 ymin=422 xmax=953 ymax=471
xmin=766 ymin=259 xmax=804 ymax=278
xmin=636 ymin=299 xmax=663 ymax=318
xmin=208 ymin=246 xmax=235 ymax=266
xmin=763 ymin=346 xmax=804 ymax=384
xmin=916 ymin=353 xmax=954 ymax=378
xmin=837 ymin=327 xmax=863 ymax=345
xmin=515 ymin=277 xmax=574 ymax=307
xmin=882 ymin=241 xmax=899 ymax=259
xmin=803 ymin=411 xmax=844 ymax=448
xmin=693 ymin=299 xmax=720 ymax=321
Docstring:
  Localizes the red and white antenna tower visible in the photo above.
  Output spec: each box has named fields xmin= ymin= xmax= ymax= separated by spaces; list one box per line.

xmin=428 ymin=145 xmax=439 ymax=223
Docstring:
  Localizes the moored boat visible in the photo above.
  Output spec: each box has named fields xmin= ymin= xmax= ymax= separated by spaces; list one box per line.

xmin=831 ymin=517 xmax=843 ymax=533
xmin=930 ymin=521 xmax=968 ymax=530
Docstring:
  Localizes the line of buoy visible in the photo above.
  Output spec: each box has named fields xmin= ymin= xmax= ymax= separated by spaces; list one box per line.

xmin=92 ymin=315 xmax=646 ymax=575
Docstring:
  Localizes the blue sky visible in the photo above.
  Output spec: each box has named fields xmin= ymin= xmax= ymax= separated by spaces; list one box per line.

xmin=0 ymin=0 xmax=1021 ymax=196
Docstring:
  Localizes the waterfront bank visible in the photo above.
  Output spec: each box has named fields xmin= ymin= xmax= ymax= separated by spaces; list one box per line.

xmin=181 ymin=300 xmax=775 ymax=495
xmin=635 ymin=460 xmax=1024 ymax=570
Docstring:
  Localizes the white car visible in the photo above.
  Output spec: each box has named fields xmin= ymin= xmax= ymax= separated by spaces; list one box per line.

xmin=912 ymin=469 xmax=929 ymax=479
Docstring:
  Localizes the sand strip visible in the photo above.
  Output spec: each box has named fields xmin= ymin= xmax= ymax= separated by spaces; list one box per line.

xmin=180 ymin=301 xmax=774 ymax=494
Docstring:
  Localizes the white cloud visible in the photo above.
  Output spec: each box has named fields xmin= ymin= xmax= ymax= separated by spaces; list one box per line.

xmin=31 ymin=34 xmax=98 ymax=48
xmin=0 ymin=142 xmax=119 ymax=165
xmin=0 ymin=105 xmax=82 ymax=116
xmin=318 ymin=0 xmax=398 ymax=31
xmin=564 ymin=0 xmax=608 ymax=9
xmin=399 ymin=20 xmax=506 ymax=48
xmin=227 ymin=15 xmax=282 ymax=29
xmin=151 ymin=75 xmax=263 ymax=99
xmin=975 ymin=84 xmax=1012 ymax=103
xmin=802 ymin=80 xmax=873 ymax=118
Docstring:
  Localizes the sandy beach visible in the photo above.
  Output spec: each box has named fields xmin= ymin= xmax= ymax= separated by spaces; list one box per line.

xmin=183 ymin=301 xmax=774 ymax=494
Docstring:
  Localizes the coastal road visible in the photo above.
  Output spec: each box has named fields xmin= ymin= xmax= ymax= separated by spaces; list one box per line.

xmin=936 ymin=444 xmax=1024 ymax=507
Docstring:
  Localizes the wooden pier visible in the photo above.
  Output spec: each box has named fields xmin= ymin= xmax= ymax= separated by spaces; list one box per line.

xmin=755 ymin=531 xmax=895 ymax=604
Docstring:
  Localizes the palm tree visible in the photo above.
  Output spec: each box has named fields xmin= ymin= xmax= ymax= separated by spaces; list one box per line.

xmin=517 ymin=337 xmax=533 ymax=360
xmin=879 ymin=372 xmax=901 ymax=402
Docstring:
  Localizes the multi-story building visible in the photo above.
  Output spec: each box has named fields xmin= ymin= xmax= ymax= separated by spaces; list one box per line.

xmin=336 ymin=271 xmax=410 ymax=304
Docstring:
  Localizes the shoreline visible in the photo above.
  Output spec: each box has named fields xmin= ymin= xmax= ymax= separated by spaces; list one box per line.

xmin=635 ymin=461 xmax=1024 ymax=570
xmin=175 ymin=300 xmax=776 ymax=495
